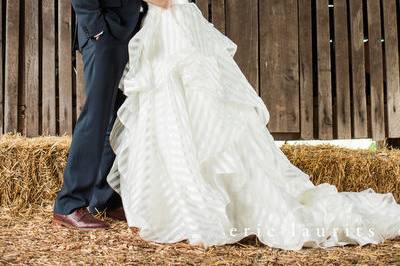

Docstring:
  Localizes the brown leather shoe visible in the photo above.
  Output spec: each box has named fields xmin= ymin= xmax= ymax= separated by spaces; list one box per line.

xmin=53 ymin=208 xmax=109 ymax=230
xmin=106 ymin=207 xmax=126 ymax=221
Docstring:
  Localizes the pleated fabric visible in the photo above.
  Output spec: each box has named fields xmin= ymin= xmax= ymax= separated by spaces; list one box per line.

xmin=107 ymin=0 xmax=400 ymax=250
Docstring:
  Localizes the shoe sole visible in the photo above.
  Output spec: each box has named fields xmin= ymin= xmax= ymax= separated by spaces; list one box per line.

xmin=52 ymin=219 xmax=109 ymax=231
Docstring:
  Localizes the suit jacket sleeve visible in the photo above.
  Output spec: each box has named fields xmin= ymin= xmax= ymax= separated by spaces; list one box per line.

xmin=71 ymin=0 xmax=105 ymax=38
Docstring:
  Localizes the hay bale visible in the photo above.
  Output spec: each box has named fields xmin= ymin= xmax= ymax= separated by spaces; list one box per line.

xmin=0 ymin=134 xmax=399 ymax=214
xmin=0 ymin=134 xmax=70 ymax=213
xmin=281 ymin=144 xmax=400 ymax=201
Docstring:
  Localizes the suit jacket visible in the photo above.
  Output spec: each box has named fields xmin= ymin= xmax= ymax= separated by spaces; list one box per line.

xmin=72 ymin=0 xmax=146 ymax=51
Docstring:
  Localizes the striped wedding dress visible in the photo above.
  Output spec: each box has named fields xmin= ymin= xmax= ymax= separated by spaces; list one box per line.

xmin=107 ymin=0 xmax=400 ymax=250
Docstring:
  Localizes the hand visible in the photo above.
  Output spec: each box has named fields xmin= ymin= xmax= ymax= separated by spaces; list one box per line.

xmin=160 ymin=0 xmax=171 ymax=9
xmin=145 ymin=0 xmax=171 ymax=9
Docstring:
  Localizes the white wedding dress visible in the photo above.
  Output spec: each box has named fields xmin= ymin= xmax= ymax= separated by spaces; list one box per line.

xmin=107 ymin=0 xmax=400 ymax=250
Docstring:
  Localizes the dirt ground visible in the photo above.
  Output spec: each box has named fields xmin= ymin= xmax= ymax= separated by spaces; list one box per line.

xmin=1 ymin=206 xmax=400 ymax=265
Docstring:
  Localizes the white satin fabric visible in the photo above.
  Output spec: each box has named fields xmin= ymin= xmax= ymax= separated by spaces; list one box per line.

xmin=107 ymin=0 xmax=400 ymax=250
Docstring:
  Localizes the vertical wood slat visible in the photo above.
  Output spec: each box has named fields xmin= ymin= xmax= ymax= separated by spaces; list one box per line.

xmin=211 ymin=0 xmax=225 ymax=33
xmin=316 ymin=0 xmax=333 ymax=139
xmin=382 ymin=0 xmax=400 ymax=138
xmin=58 ymin=0 xmax=73 ymax=135
xmin=0 ymin=0 xmax=3 ymax=134
xmin=225 ymin=0 xmax=259 ymax=91
xmin=298 ymin=0 xmax=313 ymax=139
xmin=4 ymin=0 xmax=20 ymax=133
xmin=24 ymin=0 xmax=40 ymax=136
xmin=195 ymin=0 xmax=209 ymax=20
xmin=76 ymin=53 xmax=85 ymax=118
xmin=42 ymin=0 xmax=56 ymax=135
xmin=349 ymin=0 xmax=368 ymax=138
xmin=260 ymin=0 xmax=299 ymax=133
xmin=367 ymin=0 xmax=385 ymax=140
xmin=333 ymin=0 xmax=351 ymax=139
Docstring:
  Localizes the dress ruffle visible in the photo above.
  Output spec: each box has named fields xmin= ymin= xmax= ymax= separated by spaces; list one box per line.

xmin=107 ymin=2 xmax=400 ymax=250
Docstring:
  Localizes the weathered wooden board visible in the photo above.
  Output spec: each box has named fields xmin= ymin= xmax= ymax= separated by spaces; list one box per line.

xmin=382 ymin=0 xmax=400 ymax=138
xmin=195 ymin=0 xmax=209 ymax=20
xmin=260 ymin=0 xmax=299 ymax=133
xmin=58 ymin=0 xmax=73 ymax=135
xmin=225 ymin=0 xmax=259 ymax=91
xmin=298 ymin=0 xmax=313 ymax=139
xmin=211 ymin=0 xmax=225 ymax=33
xmin=42 ymin=0 xmax=57 ymax=135
xmin=333 ymin=0 xmax=351 ymax=139
xmin=349 ymin=0 xmax=368 ymax=138
xmin=367 ymin=0 xmax=385 ymax=140
xmin=4 ymin=0 xmax=20 ymax=133
xmin=24 ymin=0 xmax=40 ymax=136
xmin=316 ymin=0 xmax=333 ymax=139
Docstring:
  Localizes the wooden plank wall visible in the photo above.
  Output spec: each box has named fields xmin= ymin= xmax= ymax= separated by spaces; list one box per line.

xmin=1 ymin=0 xmax=78 ymax=136
xmin=0 ymin=0 xmax=399 ymax=141
xmin=196 ymin=0 xmax=400 ymax=140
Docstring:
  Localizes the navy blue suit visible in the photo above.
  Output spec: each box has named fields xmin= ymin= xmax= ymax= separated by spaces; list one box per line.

xmin=54 ymin=0 xmax=146 ymax=215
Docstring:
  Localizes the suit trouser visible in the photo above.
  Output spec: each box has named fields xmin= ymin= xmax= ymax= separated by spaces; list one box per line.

xmin=54 ymin=37 xmax=128 ymax=215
